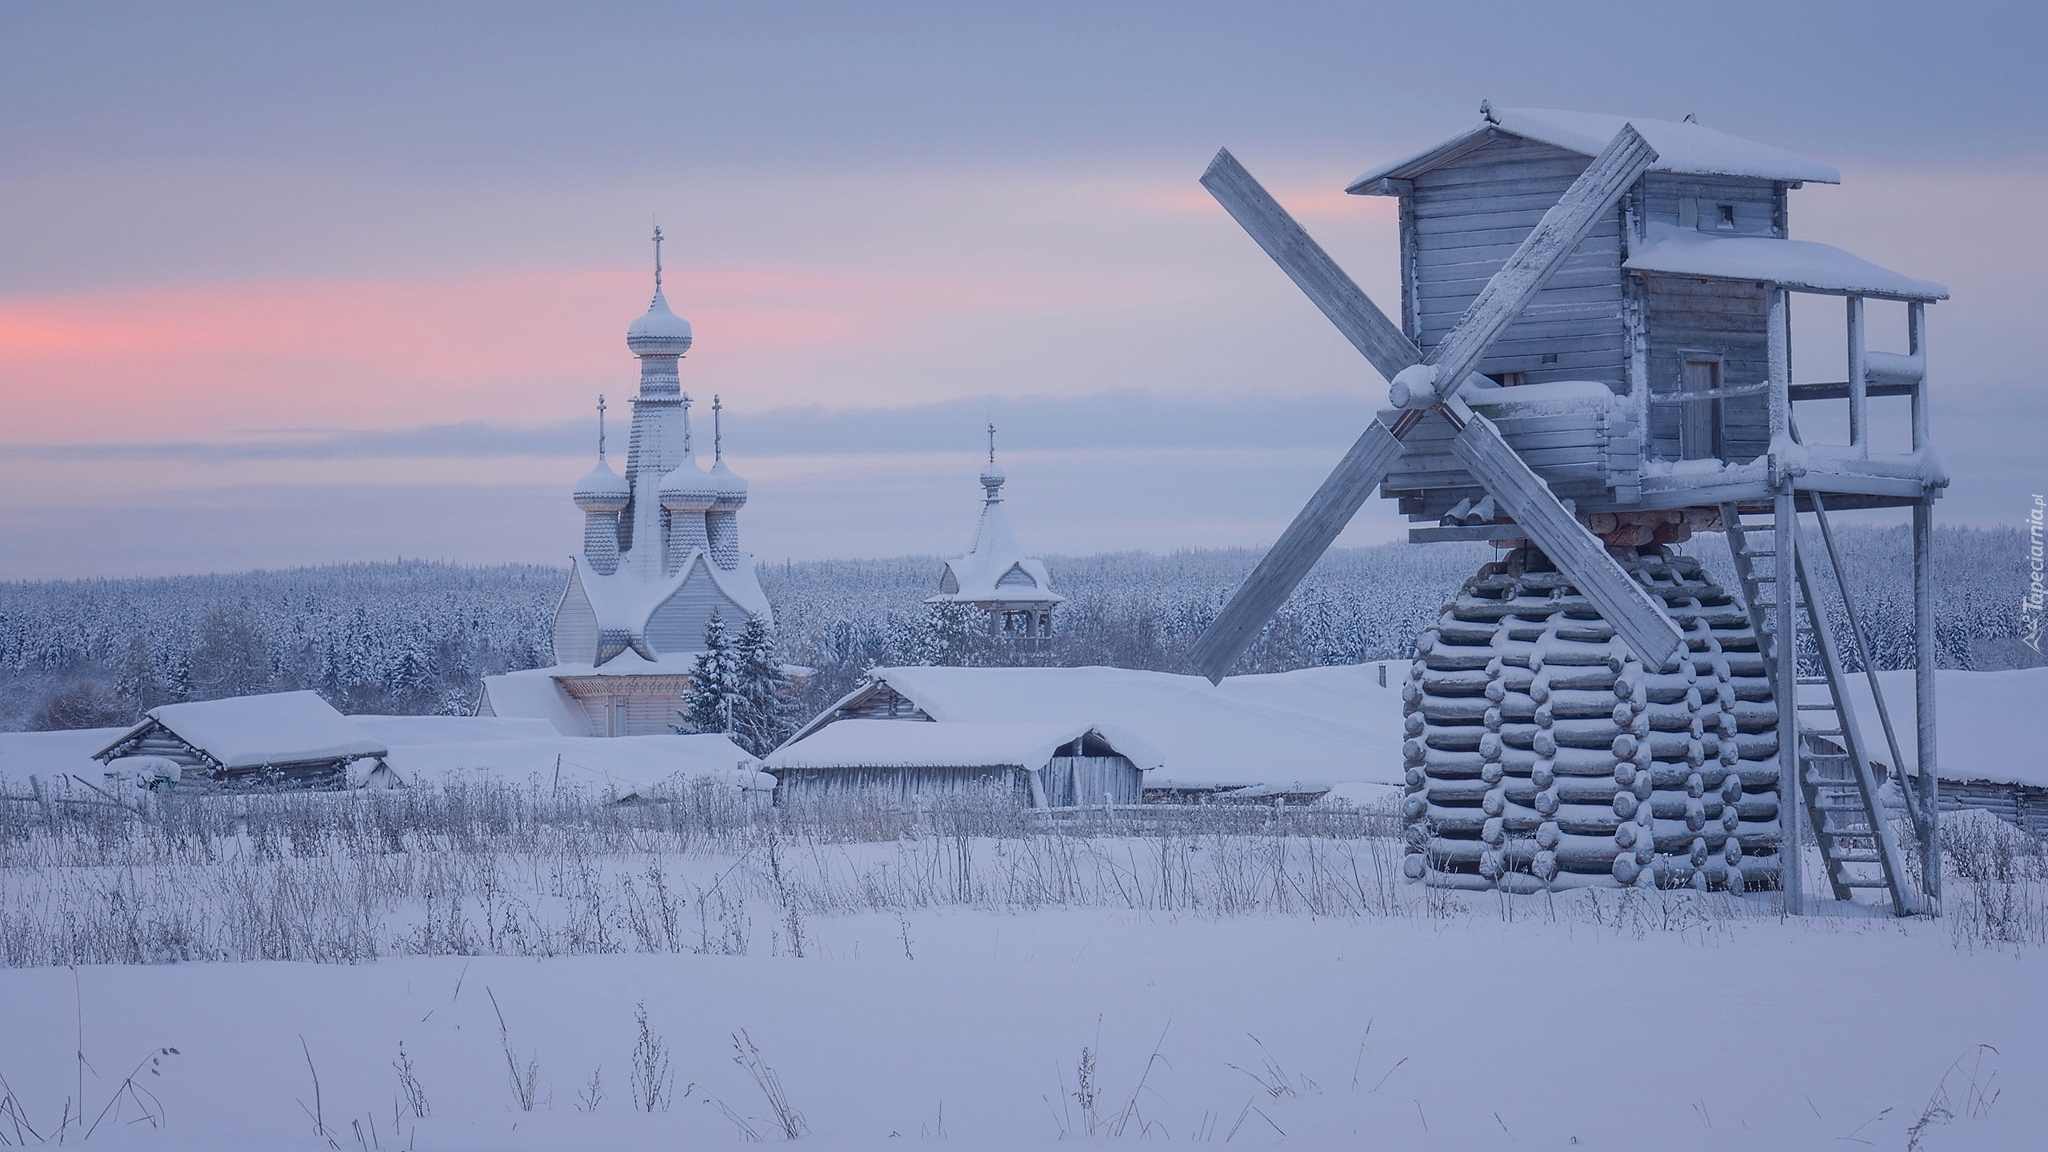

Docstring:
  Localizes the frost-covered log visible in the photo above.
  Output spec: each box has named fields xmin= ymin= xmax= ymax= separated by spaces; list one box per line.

xmin=1403 ymin=544 xmax=1780 ymax=892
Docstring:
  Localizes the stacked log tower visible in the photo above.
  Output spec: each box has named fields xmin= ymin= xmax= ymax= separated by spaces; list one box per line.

xmin=1401 ymin=540 xmax=1779 ymax=891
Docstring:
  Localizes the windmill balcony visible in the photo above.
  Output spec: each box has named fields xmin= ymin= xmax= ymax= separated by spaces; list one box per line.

xmin=1395 ymin=292 xmax=1942 ymax=543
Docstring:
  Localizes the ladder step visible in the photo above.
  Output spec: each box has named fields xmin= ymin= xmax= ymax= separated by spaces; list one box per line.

xmin=1832 ymin=853 xmax=1882 ymax=864
xmin=1796 ymin=676 xmax=1830 ymax=685
xmin=1798 ymin=703 xmax=1837 ymax=710
xmin=1842 ymin=878 xmax=1892 ymax=889
xmin=1744 ymin=549 xmax=1777 ymax=558
xmin=1804 ymin=728 xmax=1843 ymax=738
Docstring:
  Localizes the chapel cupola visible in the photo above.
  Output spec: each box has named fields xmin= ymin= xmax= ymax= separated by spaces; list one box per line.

xmin=927 ymin=424 xmax=1063 ymax=644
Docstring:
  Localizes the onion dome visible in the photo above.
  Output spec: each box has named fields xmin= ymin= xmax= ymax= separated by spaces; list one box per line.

xmin=707 ymin=457 xmax=749 ymax=511
xmin=626 ymin=289 xmax=694 ymax=357
xmin=572 ymin=459 xmax=630 ymax=512
xmin=659 ymin=455 xmax=720 ymax=510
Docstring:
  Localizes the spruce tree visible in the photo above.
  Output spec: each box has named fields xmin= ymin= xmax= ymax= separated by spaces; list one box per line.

xmin=679 ymin=613 xmax=740 ymax=735
xmin=729 ymin=614 xmax=795 ymax=755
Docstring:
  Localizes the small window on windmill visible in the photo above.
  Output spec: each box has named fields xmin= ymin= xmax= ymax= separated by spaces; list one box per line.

xmin=1715 ymin=204 xmax=1737 ymax=231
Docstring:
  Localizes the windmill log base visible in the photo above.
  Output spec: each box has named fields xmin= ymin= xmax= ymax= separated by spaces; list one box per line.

xmin=1399 ymin=543 xmax=1784 ymax=893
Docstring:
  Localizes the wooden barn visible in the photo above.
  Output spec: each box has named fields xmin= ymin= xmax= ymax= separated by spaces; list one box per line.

xmin=92 ymin=690 xmax=387 ymax=790
xmin=770 ymin=663 xmax=1410 ymax=808
xmin=766 ymin=720 xmax=1144 ymax=808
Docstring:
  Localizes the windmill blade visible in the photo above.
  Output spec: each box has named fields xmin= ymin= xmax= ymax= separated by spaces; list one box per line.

xmin=1427 ymin=126 xmax=1658 ymax=390
xmin=1200 ymin=149 xmax=1419 ymax=381
xmin=1449 ymin=414 xmax=1686 ymax=669
xmin=1191 ymin=418 xmax=1407 ymax=683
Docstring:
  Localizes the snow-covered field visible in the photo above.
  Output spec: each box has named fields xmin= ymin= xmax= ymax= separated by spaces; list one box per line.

xmin=1 ymin=900 xmax=2037 ymax=1151
xmin=1 ymin=786 xmax=2042 ymax=1150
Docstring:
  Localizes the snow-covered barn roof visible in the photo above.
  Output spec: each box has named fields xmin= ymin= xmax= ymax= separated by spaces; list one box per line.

xmin=94 ymin=690 xmax=385 ymax=770
xmin=1828 ymin=668 xmax=2048 ymax=790
xmin=0 ymin=726 xmax=128 ymax=788
xmin=359 ymin=719 xmax=771 ymax=795
xmin=767 ymin=720 xmax=1138 ymax=773
xmin=1624 ymin=223 xmax=1948 ymax=301
xmin=788 ymin=663 xmax=1408 ymax=793
xmin=1348 ymin=108 xmax=1840 ymax=193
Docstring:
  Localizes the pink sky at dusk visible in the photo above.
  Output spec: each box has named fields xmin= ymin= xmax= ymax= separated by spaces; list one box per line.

xmin=2 ymin=2 xmax=2041 ymax=578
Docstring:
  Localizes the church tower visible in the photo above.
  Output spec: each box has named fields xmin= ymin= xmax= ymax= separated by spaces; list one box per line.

xmin=927 ymin=424 xmax=1063 ymax=643
xmin=480 ymin=229 xmax=772 ymax=736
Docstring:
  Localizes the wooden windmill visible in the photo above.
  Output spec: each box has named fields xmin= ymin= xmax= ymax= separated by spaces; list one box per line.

xmin=1192 ymin=109 xmax=1947 ymax=914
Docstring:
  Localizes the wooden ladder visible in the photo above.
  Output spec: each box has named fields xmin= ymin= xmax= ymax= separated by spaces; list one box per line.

xmin=1721 ymin=501 xmax=1923 ymax=914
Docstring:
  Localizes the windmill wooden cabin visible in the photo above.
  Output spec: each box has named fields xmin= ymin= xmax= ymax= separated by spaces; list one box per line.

xmin=1343 ymin=105 xmax=1945 ymax=531
xmin=1191 ymin=106 xmax=1948 ymax=914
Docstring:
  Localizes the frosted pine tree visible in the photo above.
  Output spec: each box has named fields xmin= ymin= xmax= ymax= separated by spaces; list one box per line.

xmin=728 ymin=614 xmax=795 ymax=755
xmin=678 ymin=613 xmax=741 ymax=735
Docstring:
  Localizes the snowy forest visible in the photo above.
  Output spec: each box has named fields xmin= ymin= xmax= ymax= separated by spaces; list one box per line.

xmin=1 ymin=525 xmax=2035 ymax=739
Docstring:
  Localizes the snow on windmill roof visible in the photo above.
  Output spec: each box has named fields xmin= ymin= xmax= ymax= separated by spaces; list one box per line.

xmin=94 ymin=690 xmax=385 ymax=770
xmin=767 ymin=720 xmax=1146 ymax=773
xmin=1624 ymin=222 xmax=1948 ymax=301
xmin=1348 ymin=107 xmax=1841 ymax=193
xmin=792 ymin=663 xmax=1409 ymax=794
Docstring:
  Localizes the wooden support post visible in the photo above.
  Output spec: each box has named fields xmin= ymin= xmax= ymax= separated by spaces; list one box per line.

xmin=1846 ymin=295 xmax=1867 ymax=456
xmin=1914 ymin=496 xmax=1941 ymax=910
xmin=1767 ymin=289 xmax=1790 ymax=455
xmin=1908 ymin=302 xmax=1929 ymax=451
xmin=1775 ymin=488 xmax=1804 ymax=914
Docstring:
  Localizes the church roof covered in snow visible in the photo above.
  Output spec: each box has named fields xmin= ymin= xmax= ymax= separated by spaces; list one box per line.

xmin=928 ymin=428 xmax=1062 ymax=608
xmin=92 ymin=690 xmax=386 ymax=770
xmin=785 ymin=663 xmax=1409 ymax=795
xmin=1348 ymin=107 xmax=1841 ymax=193
xmin=545 ymin=229 xmax=771 ymax=680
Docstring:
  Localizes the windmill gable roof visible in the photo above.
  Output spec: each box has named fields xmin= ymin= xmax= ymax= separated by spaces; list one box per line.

xmin=1348 ymin=108 xmax=1840 ymax=194
xmin=95 ymin=690 xmax=385 ymax=769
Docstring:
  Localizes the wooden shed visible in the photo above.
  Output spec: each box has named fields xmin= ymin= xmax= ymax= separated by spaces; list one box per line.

xmin=774 ymin=664 xmax=1413 ymax=806
xmin=92 ymin=690 xmax=387 ymax=790
xmin=766 ymin=720 xmax=1143 ymax=809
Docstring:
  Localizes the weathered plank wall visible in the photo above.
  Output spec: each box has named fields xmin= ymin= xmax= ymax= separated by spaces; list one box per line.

xmin=1039 ymin=754 xmax=1143 ymax=807
xmin=774 ymin=764 xmax=1033 ymax=807
xmin=1641 ymin=277 xmax=1772 ymax=462
xmin=1942 ymin=780 xmax=2048 ymax=839
xmin=557 ymin=674 xmax=692 ymax=736
xmin=1408 ymin=136 xmax=1626 ymax=387
xmin=1382 ymin=407 xmax=1616 ymax=521
xmin=1639 ymin=174 xmax=1783 ymax=237
xmin=833 ymin=687 xmax=932 ymax=722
